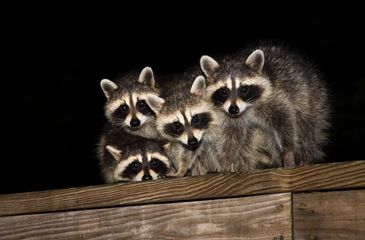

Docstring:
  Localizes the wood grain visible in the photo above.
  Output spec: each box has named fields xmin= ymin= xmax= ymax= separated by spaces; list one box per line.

xmin=0 ymin=193 xmax=291 ymax=240
xmin=293 ymin=190 xmax=365 ymax=240
xmin=0 ymin=160 xmax=364 ymax=217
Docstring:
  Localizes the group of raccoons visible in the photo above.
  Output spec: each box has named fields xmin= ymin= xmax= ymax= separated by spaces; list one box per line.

xmin=97 ymin=42 xmax=330 ymax=183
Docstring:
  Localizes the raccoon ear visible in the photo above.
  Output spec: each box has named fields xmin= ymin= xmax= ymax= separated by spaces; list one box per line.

xmin=245 ymin=50 xmax=265 ymax=73
xmin=145 ymin=94 xmax=165 ymax=113
xmin=200 ymin=55 xmax=219 ymax=78
xmin=106 ymin=145 xmax=122 ymax=161
xmin=100 ymin=79 xmax=118 ymax=99
xmin=138 ymin=66 xmax=155 ymax=88
xmin=190 ymin=75 xmax=207 ymax=96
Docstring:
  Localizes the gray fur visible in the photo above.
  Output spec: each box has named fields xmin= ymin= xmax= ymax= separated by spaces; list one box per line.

xmin=199 ymin=43 xmax=330 ymax=168
xmin=156 ymin=68 xmax=222 ymax=176
xmin=97 ymin=123 xmax=172 ymax=183
xmin=100 ymin=67 xmax=164 ymax=140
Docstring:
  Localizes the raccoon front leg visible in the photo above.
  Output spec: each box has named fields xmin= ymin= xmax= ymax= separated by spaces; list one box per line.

xmin=167 ymin=157 xmax=193 ymax=177
xmin=254 ymin=103 xmax=297 ymax=168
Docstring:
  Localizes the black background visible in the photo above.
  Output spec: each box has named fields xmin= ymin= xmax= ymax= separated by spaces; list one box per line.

xmin=2 ymin=1 xmax=365 ymax=194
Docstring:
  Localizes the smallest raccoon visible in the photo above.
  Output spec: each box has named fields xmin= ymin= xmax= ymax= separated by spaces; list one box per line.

xmin=97 ymin=124 xmax=173 ymax=183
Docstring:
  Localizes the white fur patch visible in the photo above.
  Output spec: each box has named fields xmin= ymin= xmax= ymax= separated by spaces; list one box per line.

xmin=205 ymin=82 xmax=226 ymax=100
xmin=131 ymin=93 xmax=138 ymax=107
xmin=192 ymin=128 xmax=204 ymax=141
xmin=236 ymin=99 xmax=251 ymax=114
xmin=188 ymin=101 xmax=212 ymax=117
xmin=105 ymin=98 xmax=126 ymax=119
xmin=148 ymin=152 xmax=171 ymax=167
xmin=226 ymin=76 xmax=233 ymax=89
xmin=223 ymin=101 xmax=231 ymax=113
xmin=125 ymin=114 xmax=132 ymax=127
xmin=178 ymin=132 xmax=189 ymax=145
xmin=133 ymin=171 xmax=145 ymax=181
xmin=184 ymin=109 xmax=192 ymax=122
xmin=149 ymin=169 xmax=159 ymax=180
xmin=235 ymin=78 xmax=240 ymax=90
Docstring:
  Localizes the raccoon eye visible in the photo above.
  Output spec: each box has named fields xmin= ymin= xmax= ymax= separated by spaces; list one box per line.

xmin=131 ymin=161 xmax=142 ymax=171
xmin=171 ymin=122 xmax=184 ymax=135
xmin=212 ymin=87 xmax=230 ymax=105
xmin=220 ymin=87 xmax=228 ymax=97
xmin=239 ymin=86 xmax=249 ymax=95
xmin=191 ymin=113 xmax=211 ymax=129
xmin=137 ymin=100 xmax=146 ymax=109
xmin=114 ymin=104 xmax=129 ymax=118
xmin=150 ymin=158 xmax=162 ymax=168
xmin=191 ymin=115 xmax=201 ymax=125
xmin=150 ymin=158 xmax=167 ymax=173
xmin=119 ymin=104 xmax=129 ymax=112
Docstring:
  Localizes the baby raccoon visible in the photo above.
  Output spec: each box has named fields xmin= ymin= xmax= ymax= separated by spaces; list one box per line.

xmin=97 ymin=124 xmax=172 ymax=183
xmin=156 ymin=71 xmax=221 ymax=177
xmin=197 ymin=44 xmax=330 ymax=167
xmin=100 ymin=67 xmax=165 ymax=139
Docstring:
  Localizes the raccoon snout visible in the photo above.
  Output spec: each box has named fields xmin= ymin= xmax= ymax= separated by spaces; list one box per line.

xmin=142 ymin=174 xmax=152 ymax=181
xmin=228 ymin=105 xmax=240 ymax=115
xmin=130 ymin=118 xmax=141 ymax=128
xmin=187 ymin=137 xmax=200 ymax=150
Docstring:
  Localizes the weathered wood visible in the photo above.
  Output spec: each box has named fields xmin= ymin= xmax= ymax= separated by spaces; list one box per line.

xmin=0 ymin=193 xmax=291 ymax=240
xmin=0 ymin=160 xmax=364 ymax=217
xmin=293 ymin=190 xmax=365 ymax=240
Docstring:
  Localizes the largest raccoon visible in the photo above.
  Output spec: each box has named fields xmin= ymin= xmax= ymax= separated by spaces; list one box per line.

xmin=197 ymin=44 xmax=330 ymax=167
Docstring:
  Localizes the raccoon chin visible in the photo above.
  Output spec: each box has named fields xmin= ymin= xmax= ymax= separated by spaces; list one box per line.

xmin=182 ymin=142 xmax=201 ymax=151
xmin=126 ymin=126 xmax=142 ymax=131
xmin=224 ymin=111 xmax=245 ymax=119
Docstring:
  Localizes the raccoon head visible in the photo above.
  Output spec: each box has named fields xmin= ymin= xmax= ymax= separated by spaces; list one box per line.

xmin=100 ymin=67 xmax=165 ymax=130
xmin=198 ymin=50 xmax=273 ymax=118
xmin=156 ymin=100 xmax=214 ymax=151
xmin=106 ymin=144 xmax=171 ymax=182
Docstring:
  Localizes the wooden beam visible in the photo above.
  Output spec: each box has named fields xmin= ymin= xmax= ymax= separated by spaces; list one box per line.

xmin=0 ymin=193 xmax=291 ymax=240
xmin=0 ymin=160 xmax=364 ymax=217
xmin=293 ymin=190 xmax=365 ymax=239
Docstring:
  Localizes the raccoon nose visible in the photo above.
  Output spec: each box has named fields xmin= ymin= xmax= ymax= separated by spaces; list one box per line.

xmin=130 ymin=118 xmax=140 ymax=127
xmin=228 ymin=105 xmax=239 ymax=115
xmin=188 ymin=137 xmax=198 ymax=147
xmin=142 ymin=175 xmax=152 ymax=181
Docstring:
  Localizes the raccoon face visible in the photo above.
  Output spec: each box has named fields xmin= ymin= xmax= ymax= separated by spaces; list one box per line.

xmin=106 ymin=145 xmax=171 ymax=182
xmin=197 ymin=50 xmax=272 ymax=118
xmin=157 ymin=102 xmax=213 ymax=151
xmin=101 ymin=67 xmax=165 ymax=130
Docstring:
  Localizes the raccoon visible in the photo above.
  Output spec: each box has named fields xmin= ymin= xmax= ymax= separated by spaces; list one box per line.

xmin=97 ymin=124 xmax=173 ymax=183
xmin=197 ymin=44 xmax=330 ymax=167
xmin=191 ymin=76 xmax=282 ymax=171
xmin=156 ymin=70 xmax=221 ymax=177
xmin=100 ymin=67 xmax=165 ymax=139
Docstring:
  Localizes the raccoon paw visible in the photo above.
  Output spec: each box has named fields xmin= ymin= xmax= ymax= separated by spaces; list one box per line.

xmin=167 ymin=170 xmax=186 ymax=178
xmin=283 ymin=151 xmax=296 ymax=168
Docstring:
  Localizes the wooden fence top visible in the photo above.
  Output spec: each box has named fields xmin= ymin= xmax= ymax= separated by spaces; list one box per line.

xmin=0 ymin=160 xmax=364 ymax=217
